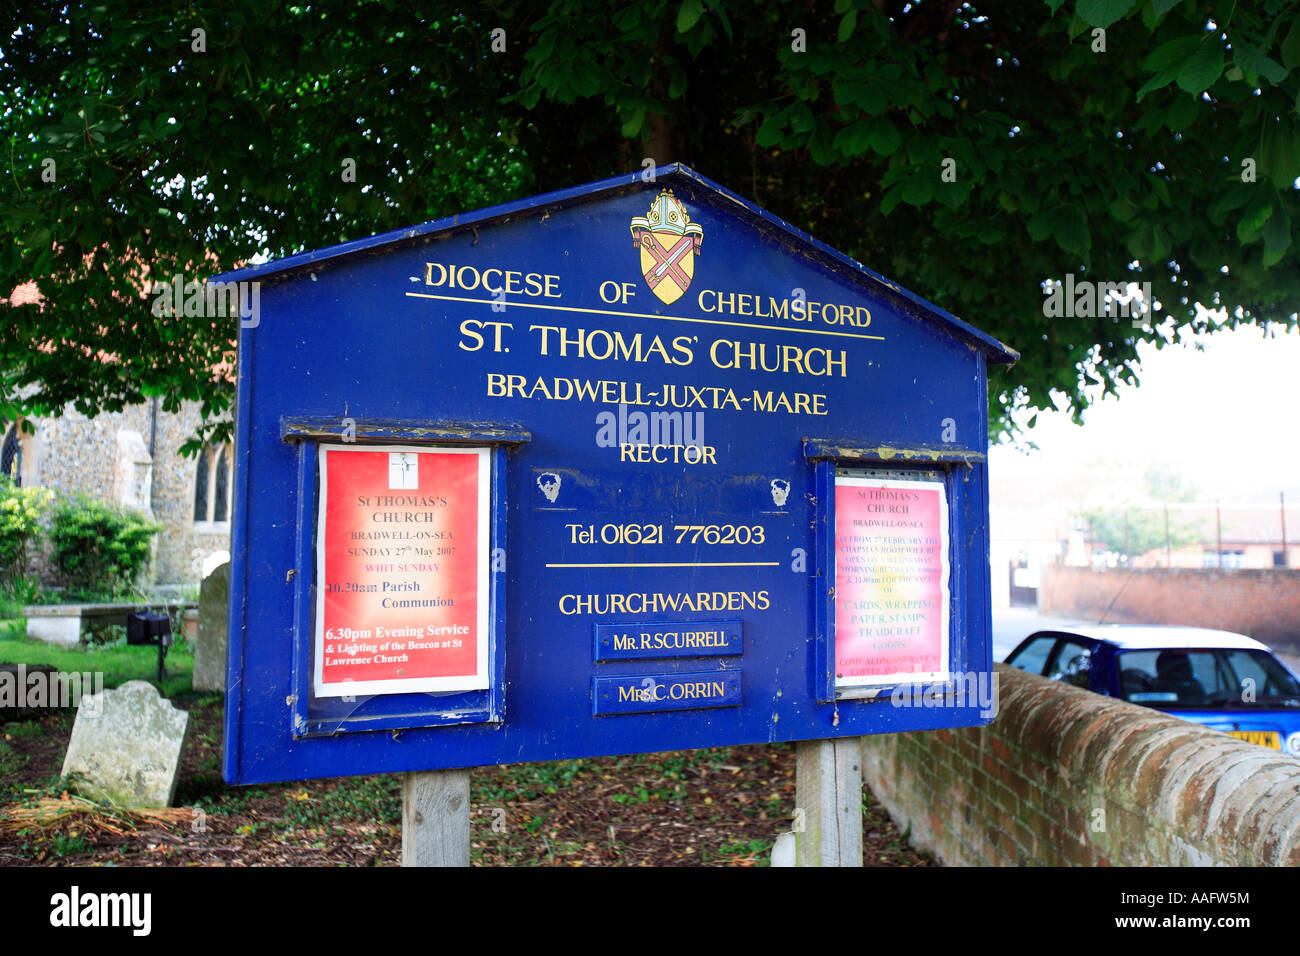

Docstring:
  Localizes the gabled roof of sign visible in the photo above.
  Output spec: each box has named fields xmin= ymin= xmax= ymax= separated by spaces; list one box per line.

xmin=213 ymin=164 xmax=1018 ymax=363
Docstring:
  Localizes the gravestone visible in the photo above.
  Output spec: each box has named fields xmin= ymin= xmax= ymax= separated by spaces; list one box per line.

xmin=192 ymin=561 xmax=230 ymax=693
xmin=61 ymin=680 xmax=190 ymax=807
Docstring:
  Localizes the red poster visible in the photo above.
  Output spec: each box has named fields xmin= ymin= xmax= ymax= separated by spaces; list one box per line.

xmin=313 ymin=445 xmax=489 ymax=697
xmin=834 ymin=476 xmax=950 ymax=689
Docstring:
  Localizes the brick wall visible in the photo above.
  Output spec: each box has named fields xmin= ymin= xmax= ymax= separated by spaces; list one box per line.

xmin=1040 ymin=566 xmax=1300 ymax=651
xmin=860 ymin=665 xmax=1300 ymax=866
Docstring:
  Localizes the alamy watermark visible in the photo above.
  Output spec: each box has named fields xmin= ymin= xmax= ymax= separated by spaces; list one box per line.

xmin=50 ymin=886 xmax=150 ymax=936
xmin=594 ymin=402 xmax=715 ymax=464
xmin=151 ymin=272 xmax=260 ymax=328
xmin=0 ymin=665 xmax=104 ymax=716
xmin=889 ymin=670 xmax=999 ymax=719
xmin=1042 ymin=274 xmax=1153 ymax=327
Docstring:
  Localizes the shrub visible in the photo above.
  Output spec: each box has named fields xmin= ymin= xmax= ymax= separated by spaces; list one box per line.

xmin=0 ymin=476 xmax=53 ymax=587
xmin=48 ymin=495 xmax=160 ymax=596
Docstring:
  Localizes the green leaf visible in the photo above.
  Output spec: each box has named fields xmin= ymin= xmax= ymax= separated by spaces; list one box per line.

xmin=714 ymin=5 xmax=733 ymax=41
xmin=867 ymin=117 xmax=901 ymax=157
xmin=1145 ymin=172 xmax=1172 ymax=207
xmin=1144 ymin=35 xmax=1201 ymax=73
xmin=1237 ymin=200 xmax=1273 ymax=243
xmin=936 ymin=180 xmax=973 ymax=210
xmin=1207 ymin=186 xmax=1251 ymax=225
xmin=1152 ymin=0 xmax=1181 ymax=18
xmin=620 ymin=107 xmax=645 ymax=139
xmin=1076 ymin=0 xmax=1135 ymax=30
xmin=880 ymin=182 xmax=906 ymax=215
xmin=1028 ymin=205 xmax=1090 ymax=259
xmin=1261 ymin=9 xmax=1288 ymax=52
xmin=1176 ymin=36 xmax=1224 ymax=94
xmin=808 ymin=125 xmax=837 ymax=166
xmin=1149 ymin=224 xmax=1170 ymax=262
xmin=1258 ymin=120 xmax=1300 ymax=189
xmin=900 ymin=173 xmax=934 ymax=207
xmin=1164 ymin=93 xmax=1198 ymax=130
xmin=1109 ymin=197 xmax=1138 ymax=221
xmin=1262 ymin=208 xmax=1291 ymax=253
xmin=570 ymin=63 xmax=602 ymax=98
xmin=1056 ymin=206 xmax=1091 ymax=258
xmin=1282 ymin=14 xmax=1300 ymax=71
xmin=676 ymin=0 xmax=704 ymax=33
xmin=789 ymin=102 xmax=816 ymax=134
xmin=831 ymin=121 xmax=873 ymax=157
xmin=755 ymin=107 xmax=790 ymax=147
xmin=858 ymin=82 xmax=887 ymax=115
xmin=1229 ymin=34 xmax=1288 ymax=84
xmin=838 ymin=10 xmax=857 ymax=42
xmin=1137 ymin=35 xmax=1199 ymax=98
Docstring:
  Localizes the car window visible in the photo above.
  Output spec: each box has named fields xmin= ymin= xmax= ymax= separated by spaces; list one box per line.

xmin=1220 ymin=650 xmax=1300 ymax=702
xmin=1007 ymin=635 xmax=1056 ymax=674
xmin=1117 ymin=649 xmax=1300 ymax=707
xmin=1047 ymin=639 xmax=1092 ymax=689
xmin=1118 ymin=650 xmax=1214 ymax=705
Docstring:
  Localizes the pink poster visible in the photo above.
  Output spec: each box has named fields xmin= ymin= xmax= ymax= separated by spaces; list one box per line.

xmin=834 ymin=476 xmax=950 ymax=689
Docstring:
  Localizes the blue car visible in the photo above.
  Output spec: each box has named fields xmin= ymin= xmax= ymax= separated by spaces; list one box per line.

xmin=1004 ymin=626 xmax=1300 ymax=756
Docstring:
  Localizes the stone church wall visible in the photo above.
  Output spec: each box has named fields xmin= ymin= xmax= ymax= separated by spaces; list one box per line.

xmin=5 ymin=400 xmax=230 ymax=588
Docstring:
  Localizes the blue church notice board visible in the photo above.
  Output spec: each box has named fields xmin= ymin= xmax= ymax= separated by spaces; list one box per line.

xmin=217 ymin=164 xmax=1017 ymax=785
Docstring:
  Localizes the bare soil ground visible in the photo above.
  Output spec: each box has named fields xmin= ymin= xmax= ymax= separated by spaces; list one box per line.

xmin=0 ymin=691 xmax=933 ymax=867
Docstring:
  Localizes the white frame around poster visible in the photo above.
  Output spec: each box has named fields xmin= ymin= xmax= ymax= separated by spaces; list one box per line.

xmin=832 ymin=473 xmax=951 ymax=692
xmin=312 ymin=443 xmax=491 ymax=698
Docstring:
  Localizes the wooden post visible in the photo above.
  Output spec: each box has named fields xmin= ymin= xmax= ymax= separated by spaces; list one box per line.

xmin=1170 ymin=502 xmax=1180 ymax=567
xmin=1281 ymin=491 xmax=1288 ymax=568
xmin=402 ymin=769 xmax=471 ymax=867
xmin=794 ymin=738 xmax=862 ymax=867
xmin=1216 ymin=500 xmax=1223 ymax=569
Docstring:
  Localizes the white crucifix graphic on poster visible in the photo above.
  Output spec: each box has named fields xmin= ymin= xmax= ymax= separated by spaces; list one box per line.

xmin=389 ymin=452 xmax=418 ymax=489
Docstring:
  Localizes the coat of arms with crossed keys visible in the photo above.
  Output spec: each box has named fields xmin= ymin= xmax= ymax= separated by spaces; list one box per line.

xmin=629 ymin=189 xmax=704 ymax=305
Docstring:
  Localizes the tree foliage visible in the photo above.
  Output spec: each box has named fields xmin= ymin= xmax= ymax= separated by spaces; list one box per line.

xmin=1082 ymin=506 xmax=1202 ymax=558
xmin=1080 ymin=461 xmax=1201 ymax=557
xmin=0 ymin=476 xmax=52 ymax=586
xmin=3 ymin=0 xmax=1298 ymax=447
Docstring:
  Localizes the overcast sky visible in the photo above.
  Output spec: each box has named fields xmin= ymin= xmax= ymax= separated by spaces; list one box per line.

xmin=989 ymin=323 xmax=1300 ymax=510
